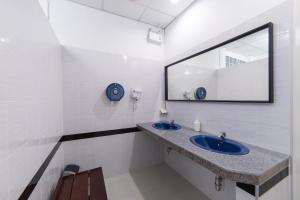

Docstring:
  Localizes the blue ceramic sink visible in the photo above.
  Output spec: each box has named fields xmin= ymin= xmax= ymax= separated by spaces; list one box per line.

xmin=152 ymin=122 xmax=181 ymax=131
xmin=190 ymin=135 xmax=249 ymax=155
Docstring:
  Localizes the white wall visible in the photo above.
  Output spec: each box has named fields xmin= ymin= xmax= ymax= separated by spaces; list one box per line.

xmin=49 ymin=0 xmax=165 ymax=61
xmin=46 ymin=0 xmax=164 ymax=134
xmin=29 ymin=146 xmax=64 ymax=200
xmin=165 ymin=150 xmax=236 ymax=200
xmin=292 ymin=0 xmax=300 ymax=198
xmin=63 ymin=132 xmax=164 ymax=178
xmin=165 ymin=0 xmax=292 ymax=154
xmin=168 ymin=58 xmax=269 ymax=101
xmin=62 ymin=46 xmax=163 ymax=134
xmin=48 ymin=0 xmax=166 ymax=182
xmin=164 ymin=1 xmax=292 ymax=200
xmin=0 ymin=0 xmax=63 ymax=199
xmin=165 ymin=0 xmax=287 ymax=60
xmin=168 ymin=50 xmax=219 ymax=100
xmin=217 ymin=59 xmax=269 ymax=101
xmin=61 ymin=31 xmax=164 ymax=183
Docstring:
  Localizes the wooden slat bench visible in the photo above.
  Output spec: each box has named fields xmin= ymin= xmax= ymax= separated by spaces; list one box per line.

xmin=52 ymin=167 xmax=107 ymax=200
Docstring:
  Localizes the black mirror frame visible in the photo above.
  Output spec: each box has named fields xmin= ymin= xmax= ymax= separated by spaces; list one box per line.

xmin=164 ymin=22 xmax=274 ymax=103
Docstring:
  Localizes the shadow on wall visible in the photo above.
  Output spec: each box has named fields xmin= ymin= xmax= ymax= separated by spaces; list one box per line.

xmin=129 ymin=132 xmax=164 ymax=171
xmin=126 ymin=133 xmax=211 ymax=199
xmin=129 ymin=163 xmax=211 ymax=200
xmin=62 ymin=132 xmax=165 ymax=179
xmin=93 ymin=91 xmax=120 ymax=120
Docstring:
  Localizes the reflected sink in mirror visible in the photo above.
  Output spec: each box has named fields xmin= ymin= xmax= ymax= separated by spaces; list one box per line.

xmin=190 ymin=135 xmax=249 ymax=155
xmin=152 ymin=121 xmax=181 ymax=131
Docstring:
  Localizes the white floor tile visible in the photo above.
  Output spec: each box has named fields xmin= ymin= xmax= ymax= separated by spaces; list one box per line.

xmin=105 ymin=164 xmax=210 ymax=200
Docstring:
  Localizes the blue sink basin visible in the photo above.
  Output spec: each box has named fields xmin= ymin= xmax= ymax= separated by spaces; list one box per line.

xmin=190 ymin=135 xmax=249 ymax=155
xmin=152 ymin=122 xmax=181 ymax=131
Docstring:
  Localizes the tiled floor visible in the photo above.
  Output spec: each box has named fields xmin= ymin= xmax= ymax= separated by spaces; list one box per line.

xmin=105 ymin=164 xmax=210 ymax=200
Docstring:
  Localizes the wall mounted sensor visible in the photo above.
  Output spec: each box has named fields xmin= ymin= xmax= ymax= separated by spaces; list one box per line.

xmin=147 ymin=29 xmax=163 ymax=45
xmin=106 ymin=83 xmax=125 ymax=101
xmin=131 ymin=88 xmax=142 ymax=110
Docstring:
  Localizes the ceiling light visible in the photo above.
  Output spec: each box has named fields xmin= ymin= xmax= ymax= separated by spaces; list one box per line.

xmin=170 ymin=0 xmax=179 ymax=4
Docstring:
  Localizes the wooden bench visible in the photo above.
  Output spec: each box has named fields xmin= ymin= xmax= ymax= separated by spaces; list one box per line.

xmin=52 ymin=167 xmax=107 ymax=200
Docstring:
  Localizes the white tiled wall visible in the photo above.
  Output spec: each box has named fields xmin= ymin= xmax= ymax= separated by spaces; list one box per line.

xmin=61 ymin=46 xmax=165 ymax=179
xmin=62 ymin=46 xmax=163 ymax=134
xmin=52 ymin=0 xmax=165 ymax=187
xmin=165 ymin=150 xmax=236 ymax=200
xmin=63 ymin=132 xmax=164 ymax=178
xmin=165 ymin=1 xmax=292 ymax=155
xmin=0 ymin=0 xmax=63 ymax=199
xmin=292 ymin=0 xmax=300 ymax=198
xmin=29 ymin=146 xmax=64 ymax=200
xmin=1 ymin=0 xmax=294 ymax=200
xmin=165 ymin=0 xmax=288 ymax=60
xmin=164 ymin=1 xmax=293 ymax=200
xmin=48 ymin=0 xmax=165 ymax=134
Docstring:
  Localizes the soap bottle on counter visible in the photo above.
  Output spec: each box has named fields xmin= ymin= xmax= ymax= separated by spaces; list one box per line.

xmin=193 ymin=119 xmax=201 ymax=132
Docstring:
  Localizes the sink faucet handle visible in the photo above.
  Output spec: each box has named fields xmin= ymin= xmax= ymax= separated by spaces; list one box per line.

xmin=220 ymin=132 xmax=226 ymax=140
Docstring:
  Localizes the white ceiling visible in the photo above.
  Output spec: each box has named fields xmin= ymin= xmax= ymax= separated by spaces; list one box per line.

xmin=68 ymin=0 xmax=196 ymax=28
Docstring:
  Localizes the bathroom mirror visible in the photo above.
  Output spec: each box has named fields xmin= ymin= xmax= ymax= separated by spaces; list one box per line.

xmin=165 ymin=23 xmax=273 ymax=103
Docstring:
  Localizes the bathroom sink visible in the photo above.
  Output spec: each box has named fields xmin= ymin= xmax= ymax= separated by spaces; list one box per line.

xmin=190 ymin=135 xmax=249 ymax=155
xmin=152 ymin=122 xmax=181 ymax=131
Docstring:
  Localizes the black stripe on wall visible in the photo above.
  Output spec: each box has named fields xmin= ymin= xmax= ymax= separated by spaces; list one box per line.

xmin=19 ymin=126 xmax=288 ymax=200
xmin=237 ymin=167 xmax=289 ymax=197
xmin=60 ymin=127 xmax=141 ymax=142
xmin=18 ymin=141 xmax=62 ymax=200
xmin=18 ymin=127 xmax=141 ymax=200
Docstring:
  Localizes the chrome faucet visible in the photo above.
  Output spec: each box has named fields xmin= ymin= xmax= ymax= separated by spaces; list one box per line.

xmin=220 ymin=132 xmax=226 ymax=140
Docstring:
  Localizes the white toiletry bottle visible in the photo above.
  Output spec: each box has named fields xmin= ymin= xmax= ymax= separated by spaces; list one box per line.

xmin=193 ymin=119 xmax=201 ymax=132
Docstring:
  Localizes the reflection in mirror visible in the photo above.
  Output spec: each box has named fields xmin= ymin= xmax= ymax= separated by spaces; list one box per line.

xmin=166 ymin=23 xmax=273 ymax=102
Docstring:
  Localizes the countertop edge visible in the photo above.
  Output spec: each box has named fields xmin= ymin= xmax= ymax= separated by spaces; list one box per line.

xmin=137 ymin=123 xmax=290 ymax=185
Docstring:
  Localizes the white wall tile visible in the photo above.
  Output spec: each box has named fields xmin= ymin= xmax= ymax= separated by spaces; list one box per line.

xmin=0 ymin=0 xmax=63 ymax=199
xmin=293 ymin=0 xmax=300 ymax=198
xmin=165 ymin=150 xmax=236 ymax=200
xmin=63 ymin=132 xmax=164 ymax=178
xmin=165 ymin=0 xmax=288 ymax=60
xmin=62 ymin=46 xmax=163 ymax=134
xmin=29 ymin=146 xmax=65 ymax=200
xmin=165 ymin=1 xmax=292 ymax=155
xmin=0 ymin=161 xmax=9 ymax=200
xmin=163 ymin=2 xmax=292 ymax=200
xmin=0 ymin=1 xmax=293 ymax=200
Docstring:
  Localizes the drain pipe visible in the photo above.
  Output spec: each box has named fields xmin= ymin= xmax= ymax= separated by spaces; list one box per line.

xmin=215 ymin=176 xmax=224 ymax=191
xmin=166 ymin=147 xmax=173 ymax=155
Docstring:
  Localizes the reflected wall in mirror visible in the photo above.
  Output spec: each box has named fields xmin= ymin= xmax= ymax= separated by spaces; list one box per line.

xmin=165 ymin=23 xmax=273 ymax=103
